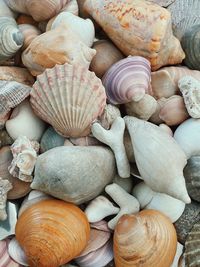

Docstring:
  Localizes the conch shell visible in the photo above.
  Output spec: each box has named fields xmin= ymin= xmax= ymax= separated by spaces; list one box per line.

xmin=22 ymin=25 xmax=96 ymax=76
xmin=84 ymin=0 xmax=185 ymax=70
xmin=114 ymin=210 xmax=177 ymax=267
xmin=16 ymin=199 xmax=90 ymax=267
xmin=124 ymin=116 xmax=190 ymax=203
xmin=30 ymin=63 xmax=106 ymax=137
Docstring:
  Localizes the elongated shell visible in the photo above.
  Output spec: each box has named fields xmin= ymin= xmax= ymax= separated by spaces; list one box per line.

xmin=84 ymin=0 xmax=185 ymax=71
xmin=0 ymin=17 xmax=24 ymax=62
xmin=114 ymin=210 xmax=177 ymax=267
xmin=0 ymin=239 xmax=21 ymax=267
xmin=102 ymin=56 xmax=152 ymax=104
xmin=124 ymin=116 xmax=190 ymax=203
xmin=16 ymin=199 xmax=90 ymax=267
xmin=30 ymin=63 xmax=106 ymax=137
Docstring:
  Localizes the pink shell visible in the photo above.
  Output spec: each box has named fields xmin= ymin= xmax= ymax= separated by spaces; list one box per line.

xmin=0 ymin=239 xmax=21 ymax=267
xmin=102 ymin=56 xmax=152 ymax=104
xmin=91 ymin=220 xmax=111 ymax=232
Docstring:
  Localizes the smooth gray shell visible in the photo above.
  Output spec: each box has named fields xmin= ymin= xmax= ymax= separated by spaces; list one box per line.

xmin=184 ymin=156 xmax=200 ymax=202
xmin=31 ymin=146 xmax=116 ymax=204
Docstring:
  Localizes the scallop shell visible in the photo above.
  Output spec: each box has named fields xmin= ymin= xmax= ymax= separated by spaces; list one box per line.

xmin=184 ymin=221 xmax=200 ymax=267
xmin=18 ymin=24 xmax=41 ymax=51
xmin=30 ymin=63 xmax=106 ymax=137
xmin=0 ymin=130 xmax=13 ymax=148
xmin=16 ymin=199 xmax=90 ymax=267
xmin=0 ymin=239 xmax=21 ymax=267
xmin=8 ymin=238 xmax=28 ymax=266
xmin=184 ymin=156 xmax=200 ymax=202
xmin=22 ymin=25 xmax=96 ymax=76
xmin=114 ymin=210 xmax=177 ymax=267
xmin=102 ymin=56 xmax=152 ymax=104
xmin=181 ymin=25 xmax=200 ymax=71
xmin=0 ymin=17 xmax=24 ymax=62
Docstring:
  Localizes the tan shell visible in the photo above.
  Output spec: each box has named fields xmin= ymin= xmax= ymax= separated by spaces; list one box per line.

xmin=30 ymin=63 xmax=106 ymax=137
xmin=18 ymin=24 xmax=41 ymax=51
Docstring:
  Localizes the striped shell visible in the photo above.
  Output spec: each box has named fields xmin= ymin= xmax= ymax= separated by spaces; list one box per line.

xmin=0 ymin=239 xmax=21 ymax=267
xmin=30 ymin=63 xmax=106 ymax=137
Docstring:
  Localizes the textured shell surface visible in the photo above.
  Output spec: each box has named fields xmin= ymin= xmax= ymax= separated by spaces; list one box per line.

xmin=18 ymin=24 xmax=41 ymax=51
xmin=8 ymin=237 xmax=28 ymax=266
xmin=102 ymin=56 xmax=152 ymax=105
xmin=22 ymin=25 xmax=96 ymax=76
xmin=0 ymin=239 xmax=21 ymax=267
xmin=0 ymin=177 xmax=13 ymax=221
xmin=124 ymin=116 xmax=190 ymax=204
xmin=0 ymin=17 xmax=24 ymax=62
xmin=16 ymin=199 xmax=90 ymax=267
xmin=30 ymin=63 xmax=106 ymax=138
xmin=84 ymin=0 xmax=185 ymax=70
xmin=114 ymin=210 xmax=177 ymax=267
xmin=31 ymin=146 xmax=116 ymax=204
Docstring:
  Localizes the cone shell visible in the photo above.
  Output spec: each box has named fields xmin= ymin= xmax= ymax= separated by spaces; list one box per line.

xmin=84 ymin=0 xmax=185 ymax=70
xmin=102 ymin=56 xmax=152 ymax=104
xmin=114 ymin=210 xmax=177 ymax=267
xmin=18 ymin=24 xmax=41 ymax=51
xmin=30 ymin=63 xmax=106 ymax=137
xmin=0 ymin=17 xmax=24 ymax=62
xmin=16 ymin=199 xmax=90 ymax=267
xmin=0 ymin=239 xmax=21 ymax=267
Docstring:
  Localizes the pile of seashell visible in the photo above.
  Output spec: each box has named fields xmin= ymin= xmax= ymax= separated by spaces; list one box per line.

xmin=1 ymin=0 xmax=200 ymax=266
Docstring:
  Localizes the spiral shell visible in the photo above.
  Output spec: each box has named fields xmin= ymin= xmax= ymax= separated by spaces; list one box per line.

xmin=16 ymin=199 xmax=90 ymax=267
xmin=102 ymin=56 xmax=152 ymax=104
xmin=114 ymin=210 xmax=177 ymax=267
xmin=30 ymin=63 xmax=106 ymax=137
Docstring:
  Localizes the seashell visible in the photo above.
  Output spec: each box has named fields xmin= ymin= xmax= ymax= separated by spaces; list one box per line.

xmin=159 ymin=123 xmax=173 ymax=136
xmin=0 ymin=129 xmax=13 ymax=148
xmin=0 ymin=201 xmax=18 ymax=241
xmin=22 ymin=25 xmax=96 ymax=76
xmin=147 ymin=0 xmax=175 ymax=7
xmin=171 ymin=242 xmax=184 ymax=267
xmin=114 ymin=210 xmax=177 ymax=267
xmin=18 ymin=190 xmax=52 ymax=217
xmin=5 ymin=0 xmax=72 ymax=22
xmin=125 ymin=94 xmax=157 ymax=121
xmin=75 ymin=239 xmax=113 ymax=267
xmin=90 ymin=220 xmax=111 ymax=233
xmin=0 ymin=111 xmax=11 ymax=129
xmin=6 ymin=99 xmax=46 ymax=141
xmin=16 ymin=199 xmax=90 ymax=267
xmin=31 ymin=146 xmax=116 ymax=204
xmin=159 ymin=95 xmax=189 ymax=126
xmin=124 ymin=130 xmax=135 ymax=163
xmin=30 ymin=63 xmax=106 ymax=137
xmin=61 ymin=0 xmax=79 ymax=16
xmin=84 ymin=0 xmax=185 ymax=71
xmin=8 ymin=136 xmax=39 ymax=182
xmin=90 ymin=40 xmax=124 ymax=78
xmin=85 ymin=195 xmax=120 ymax=223
xmin=18 ymin=24 xmax=41 ymax=51
xmin=179 ymin=76 xmax=200 ymax=118
xmin=132 ymin=182 xmax=155 ymax=209
xmin=102 ymin=56 xmax=152 ymax=104
xmin=0 ymin=177 xmax=12 ymax=220
xmin=0 ymin=80 xmax=31 ymax=119
xmin=174 ymin=118 xmax=200 ymax=159
xmin=105 ymin=183 xmax=140 ymax=230
xmin=124 ymin=116 xmax=190 ymax=203
xmin=16 ymin=14 xmax=37 ymax=25
xmin=46 ymin=12 xmax=95 ymax=47
xmin=92 ymin=118 xmax=130 ymax=178
xmin=64 ymin=139 xmax=74 ymax=146
xmin=98 ymin=104 xmax=121 ymax=130
xmin=151 ymin=66 xmax=200 ymax=99
xmin=0 ymin=66 xmax=34 ymax=86
xmin=174 ymin=201 xmax=200 ymax=244
xmin=0 ymin=0 xmax=16 ymax=18
xmin=113 ymin=175 xmax=134 ymax=193
xmin=184 ymin=156 xmax=200 ymax=202
xmin=8 ymin=237 xmax=28 ymax=266
xmin=69 ymin=136 xmax=101 ymax=146
xmin=40 ymin=126 xmax=65 ymax=153
xmin=167 ymin=0 xmax=200 ymax=40
xmin=0 ymin=239 xmax=21 ymax=267
xmin=0 ymin=146 xmax=31 ymax=200
xmin=149 ymin=97 xmax=167 ymax=124
xmin=184 ymin=221 xmax=200 ymax=267
xmin=0 ymin=17 xmax=24 ymax=62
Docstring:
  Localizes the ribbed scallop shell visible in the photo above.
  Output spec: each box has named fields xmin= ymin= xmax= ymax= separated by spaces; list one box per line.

xmin=114 ymin=210 xmax=177 ymax=267
xmin=30 ymin=63 xmax=106 ymax=137
xmin=0 ymin=239 xmax=21 ymax=267
xmin=102 ymin=56 xmax=152 ymax=105
xmin=15 ymin=199 xmax=90 ymax=267
xmin=0 ymin=17 xmax=24 ymax=62
xmin=181 ymin=25 xmax=200 ymax=71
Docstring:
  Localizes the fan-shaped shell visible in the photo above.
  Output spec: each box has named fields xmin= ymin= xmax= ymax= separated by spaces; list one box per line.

xmin=181 ymin=25 xmax=200 ymax=71
xmin=114 ymin=210 xmax=177 ymax=267
xmin=0 ymin=17 xmax=24 ymax=62
xmin=18 ymin=24 xmax=41 ymax=51
xmin=16 ymin=199 xmax=90 ymax=267
xmin=30 ymin=63 xmax=106 ymax=137
xmin=102 ymin=56 xmax=152 ymax=105
xmin=0 ymin=239 xmax=21 ymax=267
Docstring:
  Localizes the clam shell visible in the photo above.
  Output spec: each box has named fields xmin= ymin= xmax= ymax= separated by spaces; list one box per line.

xmin=102 ymin=56 xmax=152 ymax=104
xmin=18 ymin=24 xmax=41 ymax=51
xmin=0 ymin=239 xmax=21 ymax=267
xmin=8 ymin=238 xmax=28 ymax=266
xmin=184 ymin=156 xmax=200 ymax=202
xmin=30 ymin=63 xmax=106 ymax=138
xmin=0 ymin=17 xmax=23 ymax=62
